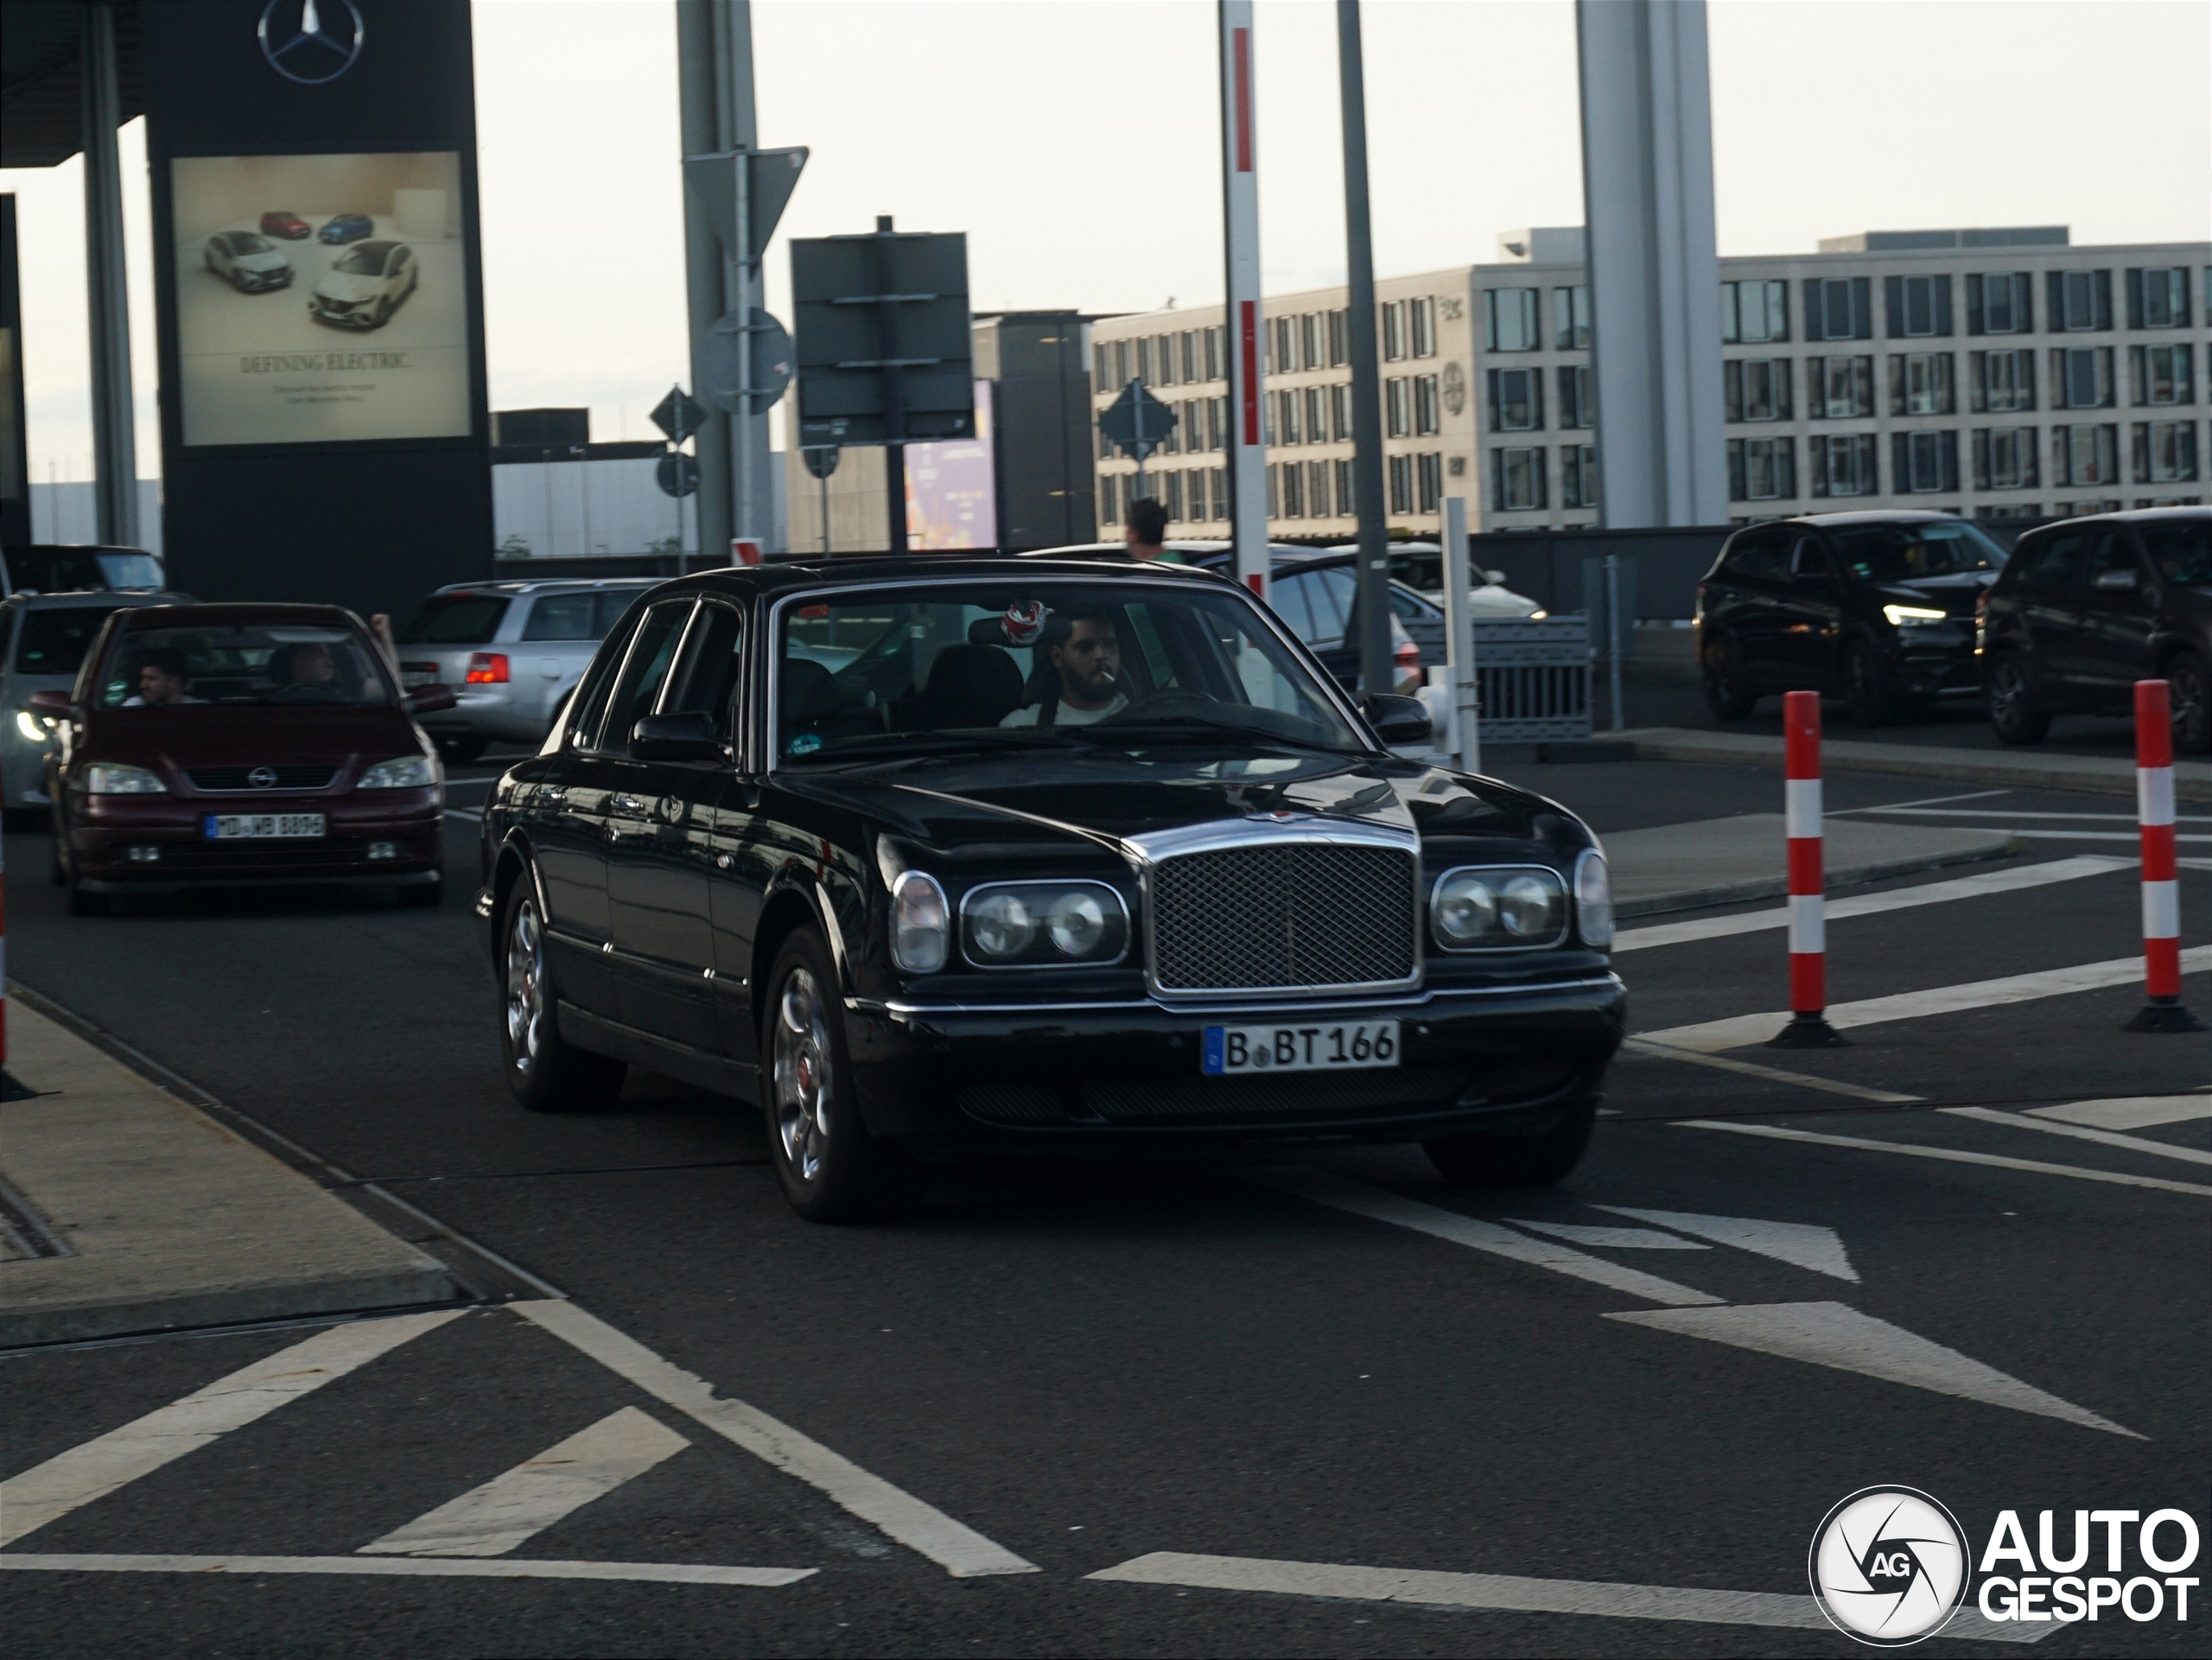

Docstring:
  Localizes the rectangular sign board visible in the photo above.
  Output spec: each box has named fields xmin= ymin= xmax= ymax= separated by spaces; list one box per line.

xmin=791 ymin=230 xmax=973 ymax=447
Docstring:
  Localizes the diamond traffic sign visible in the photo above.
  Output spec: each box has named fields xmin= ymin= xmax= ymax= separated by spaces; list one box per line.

xmin=649 ymin=387 xmax=707 ymax=445
xmin=1098 ymin=379 xmax=1177 ymax=461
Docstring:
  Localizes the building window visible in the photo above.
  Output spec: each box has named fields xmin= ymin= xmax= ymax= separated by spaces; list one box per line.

xmin=2050 ymin=269 xmax=2113 ymax=332
xmin=1727 ymin=436 xmax=1797 ymax=501
xmin=1973 ymin=428 xmax=2040 ymax=491
xmin=1333 ymin=458 xmax=1355 ymax=519
xmin=1382 ymin=301 xmax=1408 ymax=361
xmin=1972 ymin=349 xmax=2037 ymax=414
xmin=1484 ymin=288 xmax=1541 ymax=352
xmin=1415 ymin=452 xmax=1442 ymax=512
xmin=1811 ymin=434 xmax=1878 ymax=497
xmin=1156 ymin=334 xmax=1178 ymax=386
xmin=1265 ymin=464 xmax=1280 ymax=518
xmin=1967 ymin=273 xmax=2033 ymax=335
xmin=1164 ymin=472 xmax=1185 ymax=521
xmin=1211 ymin=467 xmax=1228 ymax=520
xmin=1203 ymin=327 xmax=1223 ymax=382
xmin=1491 ymin=447 xmax=1546 ymax=512
xmin=1179 ymin=331 xmax=1197 ymax=383
xmin=1298 ymin=386 xmax=1322 ymax=447
xmin=1558 ymin=364 xmax=1592 ymax=429
xmin=1280 ymin=461 xmax=1304 ymax=518
xmin=2135 ymin=422 xmax=2201 ymax=484
xmin=1329 ymin=383 xmax=1352 ymax=442
xmin=2053 ymin=424 xmax=2120 ymax=487
xmin=2129 ymin=268 xmax=2192 ymax=329
xmin=1293 ymin=312 xmax=1315 ymax=371
xmin=1810 ymin=355 xmax=1875 ymax=419
xmin=1889 ymin=352 xmax=1955 ymax=417
xmin=1274 ymin=389 xmax=1301 ymax=445
xmin=1562 ymin=444 xmax=1599 ymax=508
xmin=1300 ymin=460 xmax=1327 ymax=517
xmin=1409 ymin=296 xmax=1436 ymax=359
xmin=1112 ymin=340 xmax=1130 ymax=386
xmin=1414 ymin=374 xmax=1440 ymax=436
xmin=1386 ymin=378 xmax=1411 ymax=438
xmin=1725 ymin=358 xmax=1791 ymax=423
xmin=2132 ymin=344 xmax=2196 ymax=407
xmin=1721 ymin=279 xmax=1788 ymax=344
xmin=2054 ymin=347 xmax=2115 ymax=410
xmin=1486 ymin=367 xmax=1542 ymax=432
xmin=1885 ymin=274 xmax=1953 ymax=339
xmin=1100 ymin=474 xmax=1120 ymax=525
xmin=1326 ymin=309 xmax=1349 ymax=367
xmin=1137 ymin=337 xmax=1155 ymax=385
xmin=1093 ymin=342 xmax=1111 ymax=385
xmin=1805 ymin=277 xmax=1872 ymax=341
xmin=1891 ymin=429 xmax=1959 ymax=493
xmin=1554 ymin=283 xmax=1593 ymax=348
xmin=1389 ymin=452 xmax=1415 ymax=513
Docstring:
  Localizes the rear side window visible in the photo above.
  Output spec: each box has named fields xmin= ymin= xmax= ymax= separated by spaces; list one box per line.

xmin=16 ymin=607 xmax=121 ymax=675
xmin=597 ymin=588 xmax=646 ymax=637
xmin=2141 ymin=523 xmax=2212 ymax=587
xmin=397 ymin=594 xmax=508 ymax=645
xmin=520 ymin=591 xmax=599 ymax=640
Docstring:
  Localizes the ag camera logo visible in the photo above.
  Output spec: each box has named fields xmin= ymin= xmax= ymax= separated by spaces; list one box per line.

xmin=1809 ymin=1487 xmax=1970 ymax=1646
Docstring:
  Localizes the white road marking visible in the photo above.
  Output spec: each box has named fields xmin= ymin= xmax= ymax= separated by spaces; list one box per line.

xmin=1084 ymin=1551 xmax=2045 ymax=1644
xmin=1592 ymin=1208 xmax=1859 ymax=1282
xmin=2031 ymin=1095 xmax=2212 ymax=1130
xmin=1680 ymin=1119 xmax=2212 ymax=1198
xmin=1620 ymin=1038 xmax=1923 ymax=1103
xmin=1500 ymin=1221 xmax=1708 ymax=1250
xmin=1989 ymin=830 xmax=2212 ymax=844
xmin=1605 ymin=1301 xmax=2138 ymax=1438
xmin=0 ymin=1310 xmax=463 ymax=1549
xmin=1246 ymin=1169 xmax=1721 ymax=1307
xmin=359 ymin=1407 xmax=690 ymax=1558
xmin=1611 ymin=856 xmax=2128 ymax=954
xmin=512 ymin=1300 xmax=1037 ymax=1579
xmin=1851 ymin=806 xmax=2209 ymax=823
xmin=1828 ymin=788 xmax=2013 ymax=814
xmin=1639 ymin=946 xmax=2212 ymax=1053
xmin=1940 ymin=1106 xmax=2212 ymax=1168
xmin=0 ymin=1554 xmax=812 ymax=1587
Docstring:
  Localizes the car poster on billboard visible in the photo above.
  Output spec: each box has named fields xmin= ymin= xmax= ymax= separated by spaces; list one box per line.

xmin=903 ymin=381 xmax=997 ymax=550
xmin=170 ymin=151 xmax=472 ymax=447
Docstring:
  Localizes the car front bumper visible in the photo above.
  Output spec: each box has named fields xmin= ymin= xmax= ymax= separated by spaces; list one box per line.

xmin=841 ymin=975 xmax=1627 ymax=1154
xmin=65 ymin=790 xmax=443 ymax=892
xmin=308 ymin=297 xmax=380 ymax=328
xmin=1883 ymin=625 xmax=1979 ymax=695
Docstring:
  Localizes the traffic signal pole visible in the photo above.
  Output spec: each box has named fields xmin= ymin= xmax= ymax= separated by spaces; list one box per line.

xmin=1216 ymin=1 xmax=1268 ymax=601
xmin=1337 ymin=0 xmax=1392 ymax=697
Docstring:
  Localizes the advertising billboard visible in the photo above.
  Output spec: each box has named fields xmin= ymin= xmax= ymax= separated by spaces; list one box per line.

xmin=903 ymin=381 xmax=997 ymax=550
xmin=170 ymin=151 xmax=471 ymax=447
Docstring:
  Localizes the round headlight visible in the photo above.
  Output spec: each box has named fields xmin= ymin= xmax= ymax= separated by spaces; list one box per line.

xmin=1499 ymin=874 xmax=1558 ymax=938
xmin=1046 ymin=890 xmax=1107 ymax=957
xmin=1575 ymin=849 xmax=1614 ymax=950
xmin=968 ymin=890 xmax=1036 ymax=960
xmin=1432 ymin=871 xmax=1497 ymax=945
xmin=890 ymin=870 xmax=949 ymax=974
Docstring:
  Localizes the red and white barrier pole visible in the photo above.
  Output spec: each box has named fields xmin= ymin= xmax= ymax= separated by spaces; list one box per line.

xmin=1772 ymin=690 xmax=1844 ymax=1047
xmin=2126 ymin=679 xmax=2202 ymax=1033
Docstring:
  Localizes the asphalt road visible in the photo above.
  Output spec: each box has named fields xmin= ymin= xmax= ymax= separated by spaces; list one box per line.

xmin=3 ymin=756 xmax=2206 ymax=1658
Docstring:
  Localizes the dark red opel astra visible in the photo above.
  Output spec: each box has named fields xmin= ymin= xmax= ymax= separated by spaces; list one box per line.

xmin=35 ymin=604 xmax=457 ymax=914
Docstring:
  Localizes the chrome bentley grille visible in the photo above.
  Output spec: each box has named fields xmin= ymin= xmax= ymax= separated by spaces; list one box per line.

xmin=1147 ymin=841 xmax=1418 ymax=994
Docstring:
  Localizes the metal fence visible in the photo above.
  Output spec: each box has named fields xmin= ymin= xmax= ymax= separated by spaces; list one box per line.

xmin=1471 ymin=617 xmax=1592 ymax=742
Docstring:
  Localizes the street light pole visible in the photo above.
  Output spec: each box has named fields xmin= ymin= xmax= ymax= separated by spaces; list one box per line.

xmin=1337 ymin=0 xmax=1391 ymax=697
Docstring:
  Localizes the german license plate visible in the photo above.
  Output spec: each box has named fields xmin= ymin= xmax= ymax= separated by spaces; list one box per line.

xmin=1202 ymin=1021 xmax=1400 ymax=1076
xmin=399 ymin=663 xmax=437 ymax=689
xmin=204 ymin=813 xmax=325 ymax=840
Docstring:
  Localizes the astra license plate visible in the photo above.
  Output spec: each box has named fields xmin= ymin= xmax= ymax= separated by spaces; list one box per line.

xmin=204 ymin=813 xmax=325 ymax=840
xmin=1202 ymin=1021 xmax=1400 ymax=1076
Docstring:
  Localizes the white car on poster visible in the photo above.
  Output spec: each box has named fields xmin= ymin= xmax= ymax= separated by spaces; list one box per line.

xmin=202 ymin=231 xmax=294 ymax=293
xmin=308 ymin=239 xmax=419 ymax=330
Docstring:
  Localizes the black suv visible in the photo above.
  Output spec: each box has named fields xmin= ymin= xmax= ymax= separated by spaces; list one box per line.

xmin=1696 ymin=512 xmax=2010 ymax=725
xmin=1980 ymin=506 xmax=2212 ymax=751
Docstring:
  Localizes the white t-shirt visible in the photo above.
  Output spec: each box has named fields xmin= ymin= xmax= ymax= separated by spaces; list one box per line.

xmin=1001 ymin=692 xmax=1128 ymax=728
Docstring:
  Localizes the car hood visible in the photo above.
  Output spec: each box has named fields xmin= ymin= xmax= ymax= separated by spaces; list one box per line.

xmin=1872 ymin=571 xmax=1994 ymax=619
xmin=79 ymin=704 xmax=423 ymax=770
xmin=313 ymin=271 xmax=384 ymax=302
xmin=235 ymin=251 xmax=291 ymax=273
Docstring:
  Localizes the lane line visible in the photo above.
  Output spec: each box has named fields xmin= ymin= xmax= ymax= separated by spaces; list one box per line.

xmin=1244 ymin=1168 xmax=1722 ymax=1307
xmin=1591 ymin=1208 xmax=1858 ymax=1282
xmin=0 ymin=1310 xmax=464 ymax=1549
xmin=1612 ymin=856 xmax=2129 ymax=953
xmin=1500 ymin=1220 xmax=1708 ymax=1250
xmin=1084 ymin=1552 xmax=2044 ymax=1644
xmin=0 ymin=1554 xmax=812 ymax=1587
xmin=1940 ymin=1105 xmax=2212 ymax=1168
xmin=1986 ymin=830 xmax=2212 ymax=844
xmin=359 ymin=1407 xmax=690 ymax=1558
xmin=1678 ymin=1119 xmax=2212 ymax=1198
xmin=512 ymin=1300 xmax=1037 ymax=1578
xmin=2030 ymin=1095 xmax=2212 ymax=1130
xmin=1848 ymin=806 xmax=2211 ymax=823
xmin=1827 ymin=788 xmax=2012 ymax=814
xmin=1621 ymin=1038 xmax=1923 ymax=1103
xmin=1639 ymin=946 xmax=2212 ymax=1053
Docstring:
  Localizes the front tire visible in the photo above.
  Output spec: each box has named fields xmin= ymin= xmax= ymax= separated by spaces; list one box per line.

xmin=762 ymin=929 xmax=908 ymax=1222
xmin=2168 ymin=652 xmax=2212 ymax=755
xmin=1700 ymin=636 xmax=1756 ymax=720
xmin=501 ymin=877 xmax=625 ymax=1112
xmin=1425 ymin=1095 xmax=1599 ymax=1189
xmin=1985 ymin=652 xmax=2050 ymax=746
xmin=435 ymin=734 xmax=488 ymax=766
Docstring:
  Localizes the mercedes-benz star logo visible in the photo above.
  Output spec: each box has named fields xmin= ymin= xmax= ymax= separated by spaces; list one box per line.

xmin=249 ymin=766 xmax=279 ymax=790
xmin=1809 ymin=1487 xmax=1971 ymax=1647
xmin=258 ymin=0 xmax=365 ymax=86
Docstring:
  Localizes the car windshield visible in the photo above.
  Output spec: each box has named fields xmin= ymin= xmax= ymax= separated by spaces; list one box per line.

xmin=398 ymin=594 xmax=509 ymax=645
xmin=776 ymin=580 xmax=1365 ymax=764
xmin=99 ymin=625 xmax=394 ymax=709
xmin=95 ymin=551 xmax=163 ymax=588
xmin=1830 ymin=521 xmax=2007 ymax=581
xmin=2141 ymin=522 xmax=2212 ymax=588
xmin=334 ymin=246 xmax=387 ymax=276
xmin=15 ymin=607 xmax=122 ymax=676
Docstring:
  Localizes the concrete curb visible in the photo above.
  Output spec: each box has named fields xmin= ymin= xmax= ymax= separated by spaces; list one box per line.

xmin=1605 ymin=813 xmax=2018 ymax=921
xmin=1615 ymin=839 xmax=2020 ymax=920
xmin=1616 ymin=726 xmax=2212 ymax=803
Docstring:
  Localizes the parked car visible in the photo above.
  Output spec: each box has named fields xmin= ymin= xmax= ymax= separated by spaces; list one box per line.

xmin=319 ymin=212 xmax=375 ymax=245
xmin=1980 ymin=506 xmax=2212 ymax=749
xmin=203 ymin=231 xmax=294 ymax=293
xmin=3 ymin=544 xmax=166 ymax=597
xmin=477 ymin=558 xmax=1624 ymax=1220
xmin=308 ymin=240 xmax=417 ymax=330
xmin=259 ymin=210 xmax=311 ymax=239
xmin=34 ymin=604 xmax=455 ymax=913
xmin=395 ymin=578 xmax=657 ymax=763
xmin=1 ymin=590 xmax=189 ymax=824
xmin=1695 ymin=511 xmax=2009 ymax=726
xmin=1324 ymin=541 xmax=1548 ymax=619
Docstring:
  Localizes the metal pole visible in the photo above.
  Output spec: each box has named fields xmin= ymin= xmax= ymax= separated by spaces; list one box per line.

xmin=1606 ymin=551 xmax=1625 ymax=731
xmin=1336 ymin=0 xmax=1389 ymax=697
xmin=877 ymin=217 xmax=909 ymax=554
xmin=1216 ymin=1 xmax=1268 ymax=600
xmin=677 ymin=2 xmax=732 ymax=564
xmin=1442 ymin=495 xmax=1479 ymax=773
xmin=819 ymin=463 xmax=830 ymax=554
xmin=80 ymin=0 xmax=137 ymax=549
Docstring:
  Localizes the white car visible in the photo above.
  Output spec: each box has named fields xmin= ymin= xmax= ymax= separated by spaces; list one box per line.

xmin=308 ymin=240 xmax=418 ymax=330
xmin=203 ymin=231 xmax=293 ymax=293
xmin=1326 ymin=541 xmax=1547 ymax=619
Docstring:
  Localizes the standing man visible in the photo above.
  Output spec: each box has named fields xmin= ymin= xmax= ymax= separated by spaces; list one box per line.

xmin=1122 ymin=497 xmax=1185 ymax=563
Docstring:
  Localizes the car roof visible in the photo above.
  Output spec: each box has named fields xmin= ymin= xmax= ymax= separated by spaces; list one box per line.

xmin=1759 ymin=511 xmax=1971 ymax=530
xmin=429 ymin=577 xmax=658 ymax=596
xmin=110 ymin=602 xmax=365 ymax=628
xmin=2026 ymin=506 xmax=2212 ymax=528
xmin=11 ymin=588 xmax=189 ymax=610
xmin=658 ymin=556 xmax=1231 ymax=600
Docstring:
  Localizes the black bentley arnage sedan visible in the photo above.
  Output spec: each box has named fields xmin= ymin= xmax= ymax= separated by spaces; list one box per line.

xmin=478 ymin=557 xmax=1624 ymax=1220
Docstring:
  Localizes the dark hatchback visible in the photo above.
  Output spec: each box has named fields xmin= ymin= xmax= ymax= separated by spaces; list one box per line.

xmin=36 ymin=604 xmax=457 ymax=913
xmin=478 ymin=558 xmax=1624 ymax=1221
xmin=1980 ymin=507 xmax=2212 ymax=749
xmin=1696 ymin=512 xmax=2010 ymax=725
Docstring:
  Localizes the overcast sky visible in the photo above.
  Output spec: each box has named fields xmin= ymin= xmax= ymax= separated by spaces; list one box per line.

xmin=6 ymin=0 xmax=2206 ymax=483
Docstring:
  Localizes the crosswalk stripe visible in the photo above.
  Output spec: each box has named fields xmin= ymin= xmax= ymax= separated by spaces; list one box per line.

xmin=1942 ymin=1105 xmax=2212 ymax=1167
xmin=0 ymin=1310 xmax=464 ymax=1549
xmin=359 ymin=1407 xmax=690 ymax=1558
xmin=1680 ymin=1120 xmax=2212 ymax=1197
xmin=0 ymin=1553 xmax=812 ymax=1587
xmin=1620 ymin=1037 xmax=1923 ymax=1103
xmin=2030 ymin=1095 xmax=2212 ymax=1129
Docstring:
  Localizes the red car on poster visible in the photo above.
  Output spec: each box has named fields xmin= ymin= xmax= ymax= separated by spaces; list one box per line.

xmin=32 ymin=604 xmax=457 ymax=914
xmin=259 ymin=210 xmax=311 ymax=239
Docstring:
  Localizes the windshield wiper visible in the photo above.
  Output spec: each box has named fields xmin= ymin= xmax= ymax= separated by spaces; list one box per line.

xmin=1064 ymin=716 xmax=1351 ymax=754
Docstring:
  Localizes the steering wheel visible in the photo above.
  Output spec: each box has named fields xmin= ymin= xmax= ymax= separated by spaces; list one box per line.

xmin=271 ymin=682 xmax=346 ymax=705
xmin=1096 ymin=688 xmax=1216 ymax=723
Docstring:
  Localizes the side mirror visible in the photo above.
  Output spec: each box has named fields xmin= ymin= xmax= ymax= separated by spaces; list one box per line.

xmin=2092 ymin=568 xmax=2139 ymax=592
xmin=404 ymin=684 xmax=458 ymax=716
xmin=631 ymin=710 xmax=722 ymax=762
xmin=27 ymin=690 xmax=73 ymax=717
xmin=1360 ymin=692 xmax=1433 ymax=747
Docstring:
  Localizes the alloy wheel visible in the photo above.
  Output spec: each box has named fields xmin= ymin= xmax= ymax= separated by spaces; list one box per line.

xmin=505 ymin=896 xmax=547 ymax=1074
xmin=1990 ymin=660 xmax=2027 ymax=726
xmin=2173 ymin=658 xmax=2210 ymax=753
xmin=773 ymin=967 xmax=833 ymax=1183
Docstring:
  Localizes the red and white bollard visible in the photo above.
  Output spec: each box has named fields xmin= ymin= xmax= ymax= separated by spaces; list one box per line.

xmin=1772 ymin=690 xmax=1844 ymax=1047
xmin=2126 ymin=679 xmax=2202 ymax=1033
